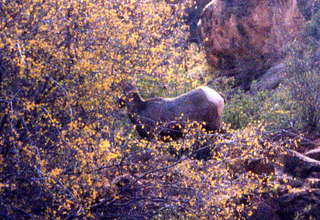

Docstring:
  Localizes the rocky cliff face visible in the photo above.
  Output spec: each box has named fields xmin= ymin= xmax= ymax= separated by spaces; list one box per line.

xmin=198 ymin=0 xmax=305 ymax=81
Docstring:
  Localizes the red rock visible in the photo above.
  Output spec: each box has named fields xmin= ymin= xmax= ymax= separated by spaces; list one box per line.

xmin=198 ymin=0 xmax=305 ymax=73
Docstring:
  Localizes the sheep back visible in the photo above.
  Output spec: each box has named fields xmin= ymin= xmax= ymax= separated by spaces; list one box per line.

xmin=126 ymin=86 xmax=224 ymax=140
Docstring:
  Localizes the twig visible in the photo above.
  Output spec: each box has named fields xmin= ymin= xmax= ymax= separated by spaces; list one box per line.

xmin=134 ymin=155 xmax=187 ymax=184
xmin=48 ymin=76 xmax=73 ymax=118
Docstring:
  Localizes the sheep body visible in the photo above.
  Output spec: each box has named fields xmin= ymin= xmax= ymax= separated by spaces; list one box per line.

xmin=121 ymin=86 xmax=224 ymax=140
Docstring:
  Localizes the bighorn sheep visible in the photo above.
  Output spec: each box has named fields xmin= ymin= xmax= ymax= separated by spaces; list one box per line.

xmin=119 ymin=83 xmax=224 ymax=140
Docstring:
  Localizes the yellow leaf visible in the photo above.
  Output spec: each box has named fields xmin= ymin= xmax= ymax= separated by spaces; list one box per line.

xmin=99 ymin=140 xmax=110 ymax=151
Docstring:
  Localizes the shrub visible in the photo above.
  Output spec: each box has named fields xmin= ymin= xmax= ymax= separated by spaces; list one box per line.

xmin=92 ymin=123 xmax=289 ymax=219
xmin=0 ymin=0 xmax=194 ymax=218
xmin=222 ymin=88 xmax=269 ymax=129
xmin=285 ymin=16 xmax=320 ymax=131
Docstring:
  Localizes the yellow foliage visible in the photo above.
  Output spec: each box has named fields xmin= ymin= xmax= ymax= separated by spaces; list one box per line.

xmin=50 ymin=168 xmax=63 ymax=177
xmin=0 ymin=0 xmax=297 ymax=219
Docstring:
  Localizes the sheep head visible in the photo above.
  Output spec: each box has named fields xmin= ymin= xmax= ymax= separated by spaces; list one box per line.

xmin=118 ymin=82 xmax=144 ymax=111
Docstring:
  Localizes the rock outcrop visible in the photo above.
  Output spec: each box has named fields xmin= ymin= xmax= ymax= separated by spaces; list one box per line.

xmin=246 ymin=130 xmax=320 ymax=218
xmin=283 ymin=150 xmax=320 ymax=178
xmin=250 ymin=190 xmax=320 ymax=220
xmin=198 ymin=0 xmax=305 ymax=82
xmin=255 ymin=63 xmax=287 ymax=90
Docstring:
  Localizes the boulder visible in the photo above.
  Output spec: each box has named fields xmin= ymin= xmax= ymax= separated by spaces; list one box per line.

xmin=251 ymin=190 xmax=320 ymax=220
xmin=276 ymin=190 xmax=320 ymax=219
xmin=198 ymin=0 xmax=305 ymax=76
xmin=283 ymin=150 xmax=320 ymax=178
xmin=255 ymin=63 xmax=287 ymax=90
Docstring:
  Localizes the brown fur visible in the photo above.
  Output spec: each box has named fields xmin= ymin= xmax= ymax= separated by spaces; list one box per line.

xmin=120 ymin=85 xmax=223 ymax=140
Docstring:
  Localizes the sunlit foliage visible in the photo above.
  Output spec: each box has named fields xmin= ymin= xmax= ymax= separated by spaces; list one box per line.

xmin=285 ymin=40 xmax=320 ymax=131
xmin=0 ymin=0 xmax=301 ymax=219
xmin=0 ymin=0 xmax=194 ymax=218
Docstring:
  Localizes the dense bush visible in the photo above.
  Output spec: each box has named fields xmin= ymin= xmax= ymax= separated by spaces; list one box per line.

xmin=286 ymin=61 xmax=320 ymax=131
xmin=0 ymin=0 xmax=313 ymax=219
xmin=220 ymin=83 xmax=292 ymax=130
xmin=284 ymin=11 xmax=320 ymax=131
xmin=89 ymin=122 xmax=290 ymax=219
xmin=0 ymin=0 xmax=195 ymax=218
xmin=222 ymin=88 xmax=269 ymax=129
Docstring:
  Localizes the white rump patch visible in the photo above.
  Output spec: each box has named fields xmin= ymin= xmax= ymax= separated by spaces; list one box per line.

xmin=201 ymin=86 xmax=224 ymax=116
